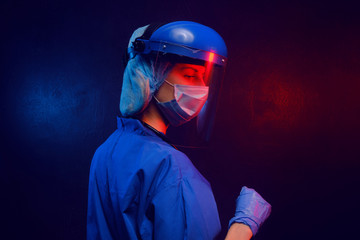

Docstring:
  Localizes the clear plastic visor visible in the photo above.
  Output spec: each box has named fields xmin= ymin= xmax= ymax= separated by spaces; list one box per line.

xmin=166 ymin=55 xmax=225 ymax=89
xmin=151 ymin=50 xmax=227 ymax=145
xmin=196 ymin=62 xmax=226 ymax=142
xmin=164 ymin=58 xmax=227 ymax=145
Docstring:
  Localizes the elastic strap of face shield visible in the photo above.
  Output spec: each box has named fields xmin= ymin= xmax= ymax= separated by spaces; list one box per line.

xmin=123 ymin=22 xmax=169 ymax=67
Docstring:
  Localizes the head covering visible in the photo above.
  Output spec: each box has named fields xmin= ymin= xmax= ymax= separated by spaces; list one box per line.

xmin=120 ymin=25 xmax=173 ymax=117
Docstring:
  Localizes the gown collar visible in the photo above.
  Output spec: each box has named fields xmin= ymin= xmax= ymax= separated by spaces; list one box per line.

xmin=117 ymin=117 xmax=176 ymax=148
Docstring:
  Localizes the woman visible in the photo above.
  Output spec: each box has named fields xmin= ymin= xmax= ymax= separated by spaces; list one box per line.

xmin=87 ymin=21 xmax=271 ymax=240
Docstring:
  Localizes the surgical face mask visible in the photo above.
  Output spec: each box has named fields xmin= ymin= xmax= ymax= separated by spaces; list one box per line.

xmin=154 ymin=80 xmax=209 ymax=127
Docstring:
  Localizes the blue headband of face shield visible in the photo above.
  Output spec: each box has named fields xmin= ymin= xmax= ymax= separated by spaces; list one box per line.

xmin=127 ymin=21 xmax=227 ymax=67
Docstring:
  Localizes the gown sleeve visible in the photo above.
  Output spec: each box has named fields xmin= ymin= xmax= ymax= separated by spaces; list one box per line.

xmin=149 ymin=171 xmax=221 ymax=240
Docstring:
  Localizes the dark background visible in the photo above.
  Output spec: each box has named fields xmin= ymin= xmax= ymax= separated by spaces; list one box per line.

xmin=1 ymin=0 xmax=359 ymax=239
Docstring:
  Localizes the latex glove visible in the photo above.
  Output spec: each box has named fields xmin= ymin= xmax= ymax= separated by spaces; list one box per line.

xmin=228 ymin=186 xmax=271 ymax=236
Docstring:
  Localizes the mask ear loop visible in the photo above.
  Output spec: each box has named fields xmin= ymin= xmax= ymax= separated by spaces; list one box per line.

xmin=164 ymin=80 xmax=174 ymax=87
xmin=152 ymin=80 xmax=173 ymax=104
xmin=153 ymin=95 xmax=161 ymax=103
xmin=151 ymin=88 xmax=171 ymax=127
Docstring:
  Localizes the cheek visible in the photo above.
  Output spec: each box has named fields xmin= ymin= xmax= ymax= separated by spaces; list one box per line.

xmin=155 ymin=83 xmax=175 ymax=102
xmin=167 ymin=72 xmax=188 ymax=85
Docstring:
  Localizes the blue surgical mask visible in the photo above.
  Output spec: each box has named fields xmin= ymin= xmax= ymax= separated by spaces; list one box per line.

xmin=154 ymin=80 xmax=209 ymax=126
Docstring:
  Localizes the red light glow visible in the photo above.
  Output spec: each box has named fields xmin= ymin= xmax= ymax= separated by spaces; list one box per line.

xmin=208 ymin=52 xmax=215 ymax=62
xmin=204 ymin=53 xmax=215 ymax=84
xmin=248 ymin=72 xmax=306 ymax=132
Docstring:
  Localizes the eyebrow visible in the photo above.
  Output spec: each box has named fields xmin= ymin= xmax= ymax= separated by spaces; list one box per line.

xmin=180 ymin=67 xmax=204 ymax=73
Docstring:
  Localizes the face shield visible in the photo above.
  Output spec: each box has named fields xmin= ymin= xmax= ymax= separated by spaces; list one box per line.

xmin=161 ymin=53 xmax=227 ymax=143
xmin=197 ymin=58 xmax=227 ymax=142
xmin=128 ymin=21 xmax=228 ymax=143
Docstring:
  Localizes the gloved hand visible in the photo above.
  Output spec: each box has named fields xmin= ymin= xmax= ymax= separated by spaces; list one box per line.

xmin=228 ymin=186 xmax=271 ymax=236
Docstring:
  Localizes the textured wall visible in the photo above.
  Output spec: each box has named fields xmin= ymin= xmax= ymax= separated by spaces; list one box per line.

xmin=1 ymin=0 xmax=359 ymax=239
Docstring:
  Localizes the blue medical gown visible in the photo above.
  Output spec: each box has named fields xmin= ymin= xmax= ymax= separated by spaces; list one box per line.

xmin=87 ymin=117 xmax=221 ymax=239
